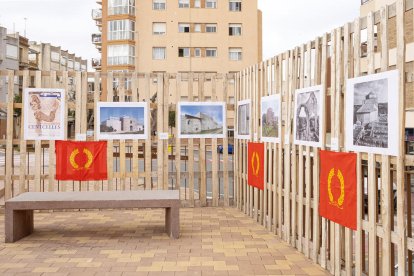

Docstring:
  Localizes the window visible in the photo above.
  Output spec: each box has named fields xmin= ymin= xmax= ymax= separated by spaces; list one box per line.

xmin=153 ymin=47 xmax=166 ymax=60
xmin=229 ymin=48 xmax=242 ymax=60
xmin=206 ymin=48 xmax=217 ymax=57
xmin=206 ymin=0 xmax=217 ymax=8
xmin=194 ymin=24 xmax=201 ymax=32
xmin=229 ymin=0 xmax=241 ymax=11
xmin=68 ymin=60 xmax=74 ymax=69
xmin=51 ymin=52 xmax=60 ymax=62
xmin=178 ymin=0 xmax=189 ymax=8
xmin=6 ymin=44 xmax=18 ymax=59
xmin=108 ymin=20 xmax=135 ymax=40
xmin=75 ymin=62 xmax=80 ymax=71
xmin=194 ymin=48 xmax=201 ymax=57
xmin=178 ymin=23 xmax=190 ymax=33
xmin=194 ymin=0 xmax=201 ymax=8
xmin=229 ymin=24 xmax=242 ymax=36
xmin=153 ymin=0 xmax=166 ymax=10
xmin=178 ymin=48 xmax=190 ymax=57
xmin=60 ymin=57 xmax=67 ymax=66
xmin=153 ymin=22 xmax=166 ymax=35
xmin=108 ymin=44 xmax=135 ymax=65
xmin=108 ymin=0 xmax=135 ymax=15
xmin=205 ymin=24 xmax=217 ymax=33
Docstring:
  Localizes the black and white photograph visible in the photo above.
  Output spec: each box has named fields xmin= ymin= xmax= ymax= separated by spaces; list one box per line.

xmin=261 ymin=94 xmax=281 ymax=143
xmin=237 ymin=99 xmax=251 ymax=139
xmin=345 ymin=70 xmax=399 ymax=156
xmin=293 ymin=85 xmax=324 ymax=147
xmin=97 ymin=102 xmax=148 ymax=140
xmin=177 ymin=102 xmax=226 ymax=139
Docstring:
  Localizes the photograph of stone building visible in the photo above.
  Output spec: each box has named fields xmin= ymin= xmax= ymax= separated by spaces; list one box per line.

xmin=293 ymin=86 xmax=324 ymax=147
xmin=178 ymin=102 xmax=226 ymax=138
xmin=261 ymin=95 xmax=280 ymax=143
xmin=346 ymin=70 xmax=399 ymax=156
xmin=97 ymin=102 xmax=147 ymax=140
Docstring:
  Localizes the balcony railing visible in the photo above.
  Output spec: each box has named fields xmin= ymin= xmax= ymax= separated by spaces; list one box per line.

xmin=92 ymin=9 xmax=102 ymax=20
xmin=92 ymin=58 xmax=101 ymax=69
xmin=92 ymin=34 xmax=102 ymax=44
xmin=361 ymin=0 xmax=371 ymax=5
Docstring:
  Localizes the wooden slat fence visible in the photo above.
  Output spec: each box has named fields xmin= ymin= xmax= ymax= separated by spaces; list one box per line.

xmin=235 ymin=0 xmax=414 ymax=275
xmin=0 ymin=72 xmax=235 ymax=207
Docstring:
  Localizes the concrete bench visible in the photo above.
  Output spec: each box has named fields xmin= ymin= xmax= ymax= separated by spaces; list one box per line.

xmin=5 ymin=190 xmax=180 ymax=243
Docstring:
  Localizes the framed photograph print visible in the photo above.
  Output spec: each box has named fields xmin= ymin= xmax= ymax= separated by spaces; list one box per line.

xmin=237 ymin=99 xmax=251 ymax=140
xmin=261 ymin=94 xmax=281 ymax=143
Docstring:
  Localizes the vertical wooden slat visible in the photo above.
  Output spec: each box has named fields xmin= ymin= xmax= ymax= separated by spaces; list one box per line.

xmin=343 ymin=22 xmax=353 ymax=276
xmin=304 ymin=40 xmax=313 ymax=259
xmin=106 ymin=72 xmax=114 ymax=191
xmin=211 ymin=74 xmax=219 ymax=207
xmin=5 ymin=70 xmax=14 ymax=199
xmin=320 ymin=33 xmax=329 ymax=270
xmin=199 ymin=74 xmax=208 ymax=205
xmin=163 ymin=74 xmax=169 ymax=190
xmin=34 ymin=71 xmax=42 ymax=193
xmin=285 ymin=51 xmax=293 ymax=243
xmin=175 ymin=74 xmax=182 ymax=192
xmin=48 ymin=71 xmax=57 ymax=192
xmin=144 ymin=74 xmax=151 ymax=190
xmin=118 ymin=72 xmax=126 ymax=191
xmin=366 ymin=12 xmax=378 ymax=276
xmin=93 ymin=72 xmax=101 ymax=191
xmin=61 ymin=71 xmax=69 ymax=192
xmin=19 ymin=70 xmax=29 ymax=195
xmin=396 ymin=0 xmax=407 ymax=274
xmin=354 ymin=16 xmax=364 ymax=276
xmin=278 ymin=55 xmax=284 ymax=238
xmin=156 ymin=73 xmax=164 ymax=190
xmin=131 ymin=72 xmax=139 ymax=190
xmin=188 ymin=73 xmax=195 ymax=206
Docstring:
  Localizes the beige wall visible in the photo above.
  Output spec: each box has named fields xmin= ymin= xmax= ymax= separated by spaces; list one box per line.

xmin=135 ymin=1 xmax=261 ymax=74
xmin=360 ymin=0 xmax=396 ymax=16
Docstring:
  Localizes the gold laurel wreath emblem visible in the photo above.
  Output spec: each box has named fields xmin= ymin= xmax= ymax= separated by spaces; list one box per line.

xmin=69 ymin=148 xmax=94 ymax=170
xmin=251 ymin=152 xmax=260 ymax=177
xmin=327 ymin=168 xmax=345 ymax=209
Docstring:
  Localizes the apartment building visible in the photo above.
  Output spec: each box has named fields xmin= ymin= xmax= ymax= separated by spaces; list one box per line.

xmin=360 ymin=0 xmax=414 ymax=139
xmin=92 ymin=0 xmax=262 ymax=99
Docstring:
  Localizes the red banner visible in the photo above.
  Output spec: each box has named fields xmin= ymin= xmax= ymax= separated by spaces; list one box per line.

xmin=55 ymin=141 xmax=108 ymax=181
xmin=319 ymin=150 xmax=357 ymax=230
xmin=248 ymin=142 xmax=265 ymax=190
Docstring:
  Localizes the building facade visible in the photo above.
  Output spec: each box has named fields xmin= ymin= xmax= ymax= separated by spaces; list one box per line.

xmin=92 ymin=0 xmax=262 ymax=102
xmin=360 ymin=0 xmax=414 ymax=137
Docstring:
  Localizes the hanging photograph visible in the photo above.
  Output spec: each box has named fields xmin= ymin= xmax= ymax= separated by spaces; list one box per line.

xmin=261 ymin=94 xmax=281 ymax=143
xmin=24 ymin=88 xmax=65 ymax=140
xmin=177 ymin=102 xmax=226 ymax=139
xmin=237 ymin=99 xmax=251 ymax=139
xmin=293 ymin=85 xmax=324 ymax=147
xmin=97 ymin=102 xmax=148 ymax=140
xmin=345 ymin=70 xmax=399 ymax=156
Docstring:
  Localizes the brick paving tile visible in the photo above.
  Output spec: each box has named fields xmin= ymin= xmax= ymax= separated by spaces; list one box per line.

xmin=0 ymin=207 xmax=331 ymax=275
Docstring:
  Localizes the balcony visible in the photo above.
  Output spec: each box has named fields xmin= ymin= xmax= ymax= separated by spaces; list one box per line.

xmin=361 ymin=0 xmax=371 ymax=4
xmin=92 ymin=33 xmax=102 ymax=45
xmin=92 ymin=9 xmax=102 ymax=21
xmin=92 ymin=58 xmax=101 ymax=70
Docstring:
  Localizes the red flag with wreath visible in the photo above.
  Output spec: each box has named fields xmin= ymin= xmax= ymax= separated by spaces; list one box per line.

xmin=55 ymin=141 xmax=108 ymax=181
xmin=248 ymin=142 xmax=264 ymax=190
xmin=319 ymin=150 xmax=357 ymax=230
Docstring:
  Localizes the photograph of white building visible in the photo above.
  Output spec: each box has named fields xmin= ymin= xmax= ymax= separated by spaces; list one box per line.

xmin=97 ymin=102 xmax=148 ymax=140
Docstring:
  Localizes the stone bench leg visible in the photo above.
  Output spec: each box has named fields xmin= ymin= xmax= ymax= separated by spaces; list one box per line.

xmin=165 ymin=206 xmax=179 ymax=239
xmin=5 ymin=209 xmax=34 ymax=243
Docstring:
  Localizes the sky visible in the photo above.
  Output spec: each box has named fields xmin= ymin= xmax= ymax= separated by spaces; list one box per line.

xmin=0 ymin=0 xmax=361 ymax=67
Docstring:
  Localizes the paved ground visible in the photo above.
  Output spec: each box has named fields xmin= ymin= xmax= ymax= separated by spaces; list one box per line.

xmin=0 ymin=207 xmax=329 ymax=276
